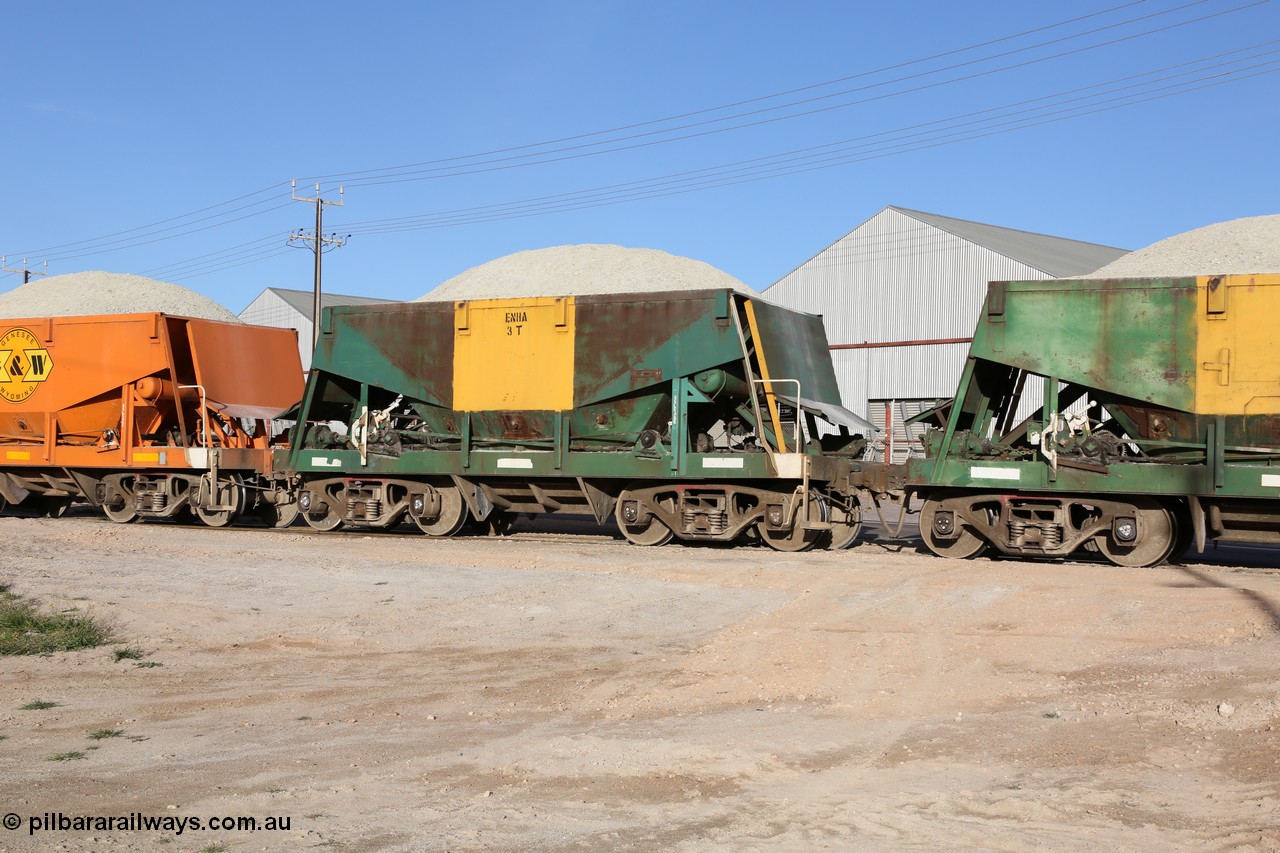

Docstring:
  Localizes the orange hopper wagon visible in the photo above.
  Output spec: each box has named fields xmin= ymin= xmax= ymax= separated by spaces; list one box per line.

xmin=0 ymin=313 xmax=303 ymax=526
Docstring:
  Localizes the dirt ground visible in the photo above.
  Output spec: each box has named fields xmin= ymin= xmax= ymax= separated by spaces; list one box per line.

xmin=0 ymin=510 xmax=1277 ymax=853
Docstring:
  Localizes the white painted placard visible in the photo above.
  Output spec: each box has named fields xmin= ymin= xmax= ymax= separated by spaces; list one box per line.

xmin=969 ymin=466 xmax=1021 ymax=481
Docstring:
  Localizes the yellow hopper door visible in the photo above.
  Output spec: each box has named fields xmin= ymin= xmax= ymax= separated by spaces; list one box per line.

xmin=452 ymin=297 xmax=575 ymax=411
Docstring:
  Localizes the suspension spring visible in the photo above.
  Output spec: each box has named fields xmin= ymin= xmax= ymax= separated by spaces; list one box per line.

xmin=151 ymin=493 xmax=167 ymax=512
xmin=682 ymin=509 xmax=727 ymax=534
xmin=364 ymin=499 xmax=381 ymax=521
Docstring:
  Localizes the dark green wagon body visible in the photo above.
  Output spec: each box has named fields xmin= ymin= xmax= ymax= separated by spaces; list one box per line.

xmin=282 ymin=289 xmax=895 ymax=550
xmin=909 ymin=274 xmax=1280 ymax=566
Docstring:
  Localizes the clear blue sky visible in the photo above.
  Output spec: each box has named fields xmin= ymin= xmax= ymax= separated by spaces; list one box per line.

xmin=2 ymin=1 xmax=1277 ymax=312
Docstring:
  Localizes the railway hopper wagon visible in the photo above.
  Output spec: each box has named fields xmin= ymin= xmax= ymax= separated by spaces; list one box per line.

xmin=287 ymin=288 xmax=898 ymax=549
xmin=910 ymin=273 xmax=1280 ymax=566
xmin=0 ymin=313 xmax=304 ymax=526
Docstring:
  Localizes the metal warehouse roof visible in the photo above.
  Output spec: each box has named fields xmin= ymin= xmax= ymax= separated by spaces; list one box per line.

xmin=262 ymin=287 xmax=399 ymax=314
xmin=889 ymin=206 xmax=1128 ymax=277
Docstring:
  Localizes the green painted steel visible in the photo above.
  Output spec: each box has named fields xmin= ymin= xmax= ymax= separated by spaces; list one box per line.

xmin=283 ymin=288 xmax=863 ymax=483
xmin=914 ymin=276 xmax=1280 ymax=502
xmin=972 ymin=278 xmax=1200 ymax=411
xmin=746 ymin=297 xmax=843 ymax=405
xmin=572 ymin=290 xmax=743 ymax=407
xmin=312 ymin=302 xmax=457 ymax=410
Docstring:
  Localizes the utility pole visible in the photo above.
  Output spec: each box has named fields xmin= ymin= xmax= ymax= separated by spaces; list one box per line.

xmin=287 ymin=181 xmax=347 ymax=345
xmin=1 ymin=257 xmax=48 ymax=285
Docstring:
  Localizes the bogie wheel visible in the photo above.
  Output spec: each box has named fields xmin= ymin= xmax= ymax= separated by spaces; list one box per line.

xmin=195 ymin=505 xmax=237 ymax=527
xmin=615 ymin=492 xmax=674 ymax=546
xmin=195 ymin=476 xmax=245 ymax=528
xmin=300 ymin=485 xmax=344 ymax=532
xmin=102 ymin=487 xmax=139 ymax=524
xmin=758 ymin=492 xmax=828 ymax=552
xmin=1165 ymin=499 xmax=1194 ymax=564
xmin=413 ymin=486 xmax=469 ymax=537
xmin=1096 ymin=499 xmax=1176 ymax=568
xmin=303 ymin=501 xmax=344 ymax=532
xmin=256 ymin=500 xmax=300 ymax=529
xmin=825 ymin=497 xmax=863 ymax=550
xmin=919 ymin=497 xmax=989 ymax=559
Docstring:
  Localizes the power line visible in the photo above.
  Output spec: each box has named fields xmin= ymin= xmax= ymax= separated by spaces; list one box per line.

xmin=302 ymin=0 xmax=1159 ymax=183
xmin=329 ymin=45 xmax=1279 ymax=235
xmin=0 ymin=1 xmax=1218 ymax=263
xmin=315 ymin=0 xmax=1262 ymax=189
xmin=13 ymin=183 xmax=289 ymax=258
xmin=335 ymin=65 xmax=1278 ymax=233
xmin=150 ymin=38 xmax=1276 ymax=284
xmin=8 ymin=0 xmax=1270 ymax=281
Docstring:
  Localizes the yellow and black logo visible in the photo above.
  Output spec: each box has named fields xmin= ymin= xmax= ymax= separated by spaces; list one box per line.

xmin=0 ymin=328 xmax=54 ymax=403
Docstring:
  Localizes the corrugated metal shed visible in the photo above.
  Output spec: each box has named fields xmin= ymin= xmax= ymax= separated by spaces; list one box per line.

xmin=239 ymin=287 xmax=400 ymax=371
xmin=763 ymin=206 xmax=1129 ymax=421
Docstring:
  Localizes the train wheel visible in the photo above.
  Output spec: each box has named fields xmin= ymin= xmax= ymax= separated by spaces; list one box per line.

xmin=299 ymin=485 xmax=343 ymax=531
xmin=759 ymin=493 xmax=827 ymax=552
xmin=1165 ymin=500 xmax=1194 ymax=564
xmin=617 ymin=515 xmax=673 ymax=546
xmin=615 ymin=491 xmax=674 ymax=546
xmin=102 ymin=497 xmax=139 ymax=524
xmin=256 ymin=500 xmax=300 ymax=529
xmin=919 ymin=498 xmax=989 ymax=559
xmin=1096 ymin=500 xmax=1176 ymax=568
xmin=195 ymin=476 xmax=244 ymax=528
xmin=825 ymin=498 xmax=863 ymax=550
xmin=303 ymin=503 xmax=343 ymax=531
xmin=412 ymin=486 xmax=468 ymax=537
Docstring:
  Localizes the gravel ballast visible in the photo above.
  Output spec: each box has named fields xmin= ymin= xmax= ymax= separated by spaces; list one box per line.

xmin=418 ymin=244 xmax=757 ymax=301
xmin=1085 ymin=214 xmax=1280 ymax=278
xmin=0 ymin=271 xmax=240 ymax=322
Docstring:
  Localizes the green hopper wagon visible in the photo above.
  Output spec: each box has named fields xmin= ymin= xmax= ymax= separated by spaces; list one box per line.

xmin=910 ymin=273 xmax=1280 ymax=566
xmin=285 ymin=288 xmax=897 ymax=550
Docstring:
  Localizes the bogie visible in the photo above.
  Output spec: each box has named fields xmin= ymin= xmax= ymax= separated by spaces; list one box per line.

xmin=919 ymin=491 xmax=1183 ymax=568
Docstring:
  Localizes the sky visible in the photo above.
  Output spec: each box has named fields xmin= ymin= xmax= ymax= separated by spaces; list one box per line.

xmin=2 ymin=0 xmax=1277 ymax=313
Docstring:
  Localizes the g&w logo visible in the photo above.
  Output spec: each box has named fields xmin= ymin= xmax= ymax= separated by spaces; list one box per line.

xmin=0 ymin=328 xmax=54 ymax=403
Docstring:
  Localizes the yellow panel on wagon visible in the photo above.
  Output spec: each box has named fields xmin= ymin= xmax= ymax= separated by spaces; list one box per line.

xmin=452 ymin=296 xmax=575 ymax=411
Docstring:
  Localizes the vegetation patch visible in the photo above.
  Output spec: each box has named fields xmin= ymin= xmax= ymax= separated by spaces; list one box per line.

xmin=0 ymin=583 xmax=111 ymax=655
xmin=20 ymin=700 xmax=60 ymax=711
xmin=89 ymin=728 xmax=124 ymax=740
xmin=113 ymin=647 xmax=143 ymax=661
xmin=49 ymin=751 xmax=86 ymax=761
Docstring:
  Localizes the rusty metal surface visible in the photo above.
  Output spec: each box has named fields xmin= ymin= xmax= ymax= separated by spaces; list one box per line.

xmin=571 ymin=290 xmax=741 ymax=406
xmin=970 ymin=277 xmax=1200 ymax=412
xmin=314 ymin=303 xmax=458 ymax=409
xmin=185 ymin=319 xmax=304 ymax=419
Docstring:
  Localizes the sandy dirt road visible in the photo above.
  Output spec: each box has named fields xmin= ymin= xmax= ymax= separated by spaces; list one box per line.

xmin=0 ymin=513 xmax=1277 ymax=852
